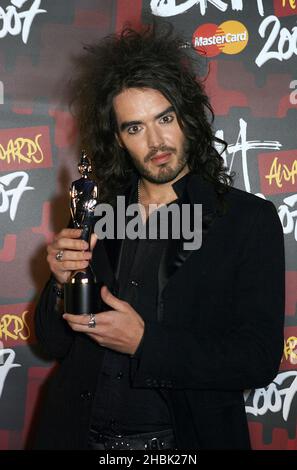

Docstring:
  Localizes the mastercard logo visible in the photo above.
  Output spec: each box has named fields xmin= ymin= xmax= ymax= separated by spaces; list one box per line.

xmin=192 ymin=21 xmax=249 ymax=57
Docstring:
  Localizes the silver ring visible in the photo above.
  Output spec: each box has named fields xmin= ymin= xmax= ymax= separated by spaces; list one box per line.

xmin=88 ymin=313 xmax=96 ymax=328
xmin=55 ymin=250 xmax=64 ymax=262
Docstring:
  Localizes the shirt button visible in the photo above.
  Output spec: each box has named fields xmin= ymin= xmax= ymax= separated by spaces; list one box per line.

xmin=130 ymin=280 xmax=139 ymax=287
xmin=116 ymin=372 xmax=124 ymax=379
xmin=80 ymin=390 xmax=92 ymax=400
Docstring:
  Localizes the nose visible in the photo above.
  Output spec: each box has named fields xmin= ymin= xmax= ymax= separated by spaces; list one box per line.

xmin=146 ymin=125 xmax=163 ymax=148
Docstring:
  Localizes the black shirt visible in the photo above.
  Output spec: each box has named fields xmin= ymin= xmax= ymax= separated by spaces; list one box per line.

xmin=90 ymin=176 xmax=187 ymax=435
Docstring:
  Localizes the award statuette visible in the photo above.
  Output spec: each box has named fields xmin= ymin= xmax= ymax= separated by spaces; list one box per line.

xmin=64 ymin=151 xmax=102 ymax=315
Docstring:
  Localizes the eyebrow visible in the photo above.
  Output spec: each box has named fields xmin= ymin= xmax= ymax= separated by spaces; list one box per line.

xmin=119 ymin=106 xmax=175 ymax=132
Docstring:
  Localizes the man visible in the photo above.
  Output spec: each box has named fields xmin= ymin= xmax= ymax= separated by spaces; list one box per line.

xmin=34 ymin=26 xmax=285 ymax=450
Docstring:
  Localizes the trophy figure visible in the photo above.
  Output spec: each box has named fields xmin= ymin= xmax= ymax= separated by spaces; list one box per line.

xmin=64 ymin=151 xmax=102 ymax=315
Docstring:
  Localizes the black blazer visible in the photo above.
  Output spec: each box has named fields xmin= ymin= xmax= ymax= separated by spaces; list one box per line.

xmin=34 ymin=173 xmax=285 ymax=450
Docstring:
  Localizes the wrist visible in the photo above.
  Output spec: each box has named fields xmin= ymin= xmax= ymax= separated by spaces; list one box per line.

xmin=130 ymin=324 xmax=145 ymax=358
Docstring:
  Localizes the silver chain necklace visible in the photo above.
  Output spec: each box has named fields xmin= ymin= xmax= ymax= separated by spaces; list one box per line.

xmin=137 ymin=179 xmax=141 ymax=204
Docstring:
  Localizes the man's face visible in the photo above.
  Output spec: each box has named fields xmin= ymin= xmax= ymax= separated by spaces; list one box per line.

xmin=113 ymin=87 xmax=189 ymax=184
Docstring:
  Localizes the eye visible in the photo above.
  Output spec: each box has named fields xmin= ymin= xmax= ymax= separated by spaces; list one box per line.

xmin=160 ymin=114 xmax=174 ymax=124
xmin=127 ymin=125 xmax=141 ymax=135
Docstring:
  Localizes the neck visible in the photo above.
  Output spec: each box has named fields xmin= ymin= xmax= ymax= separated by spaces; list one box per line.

xmin=139 ymin=165 xmax=189 ymax=206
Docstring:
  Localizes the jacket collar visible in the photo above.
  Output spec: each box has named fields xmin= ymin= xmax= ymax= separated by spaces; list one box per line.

xmin=126 ymin=170 xmax=218 ymax=210
xmin=172 ymin=172 xmax=218 ymax=214
xmin=101 ymin=171 xmax=221 ymax=305
xmin=156 ymin=173 xmax=220 ymax=318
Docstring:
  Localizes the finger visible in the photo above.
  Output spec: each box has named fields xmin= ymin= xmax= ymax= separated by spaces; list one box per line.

xmin=63 ymin=311 xmax=114 ymax=324
xmin=88 ymin=311 xmax=117 ymax=327
xmin=63 ymin=313 xmax=85 ymax=323
xmin=90 ymin=233 xmax=98 ymax=251
xmin=54 ymin=237 xmax=89 ymax=252
xmin=57 ymin=260 xmax=90 ymax=271
xmin=57 ymin=228 xmax=82 ymax=240
xmin=54 ymin=250 xmax=92 ymax=262
xmin=101 ymin=285 xmax=127 ymax=312
xmin=63 ymin=313 xmax=106 ymax=336
xmin=65 ymin=321 xmax=93 ymax=333
xmin=63 ymin=313 xmax=94 ymax=328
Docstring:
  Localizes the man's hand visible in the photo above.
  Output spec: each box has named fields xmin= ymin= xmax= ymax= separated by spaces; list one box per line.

xmin=63 ymin=286 xmax=145 ymax=355
xmin=47 ymin=229 xmax=97 ymax=285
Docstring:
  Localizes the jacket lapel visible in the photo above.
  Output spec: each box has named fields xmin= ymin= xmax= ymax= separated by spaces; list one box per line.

xmin=157 ymin=174 xmax=221 ymax=315
xmin=101 ymin=173 xmax=138 ymax=294
xmin=95 ymin=172 xmax=222 ymax=307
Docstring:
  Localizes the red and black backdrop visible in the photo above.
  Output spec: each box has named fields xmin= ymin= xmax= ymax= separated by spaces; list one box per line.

xmin=0 ymin=0 xmax=296 ymax=450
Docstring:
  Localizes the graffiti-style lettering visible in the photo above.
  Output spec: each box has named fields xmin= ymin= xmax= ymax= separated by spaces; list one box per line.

xmin=283 ymin=336 xmax=297 ymax=364
xmin=0 ymin=171 xmax=34 ymax=221
xmin=0 ymin=311 xmax=30 ymax=342
xmin=265 ymin=157 xmax=297 ymax=188
xmin=278 ymin=193 xmax=297 ymax=241
xmin=245 ymin=371 xmax=297 ymax=422
xmin=282 ymin=0 xmax=296 ymax=9
xmin=216 ymin=120 xmax=297 ymax=240
xmin=150 ymin=0 xmax=264 ymax=17
xmin=0 ymin=348 xmax=21 ymax=399
xmin=256 ymin=15 xmax=297 ymax=67
xmin=216 ymin=118 xmax=281 ymax=193
xmin=0 ymin=0 xmax=46 ymax=44
xmin=0 ymin=134 xmax=44 ymax=165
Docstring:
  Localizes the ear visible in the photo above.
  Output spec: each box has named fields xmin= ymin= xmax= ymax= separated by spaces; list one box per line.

xmin=115 ymin=132 xmax=124 ymax=149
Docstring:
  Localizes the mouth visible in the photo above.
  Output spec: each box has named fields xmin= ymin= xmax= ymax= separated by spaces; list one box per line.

xmin=150 ymin=152 xmax=171 ymax=165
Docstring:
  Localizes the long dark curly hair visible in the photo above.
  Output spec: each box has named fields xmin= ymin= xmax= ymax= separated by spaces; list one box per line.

xmin=69 ymin=25 xmax=233 ymax=204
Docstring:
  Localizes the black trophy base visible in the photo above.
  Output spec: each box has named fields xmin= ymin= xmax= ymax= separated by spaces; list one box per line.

xmin=64 ymin=282 xmax=102 ymax=315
